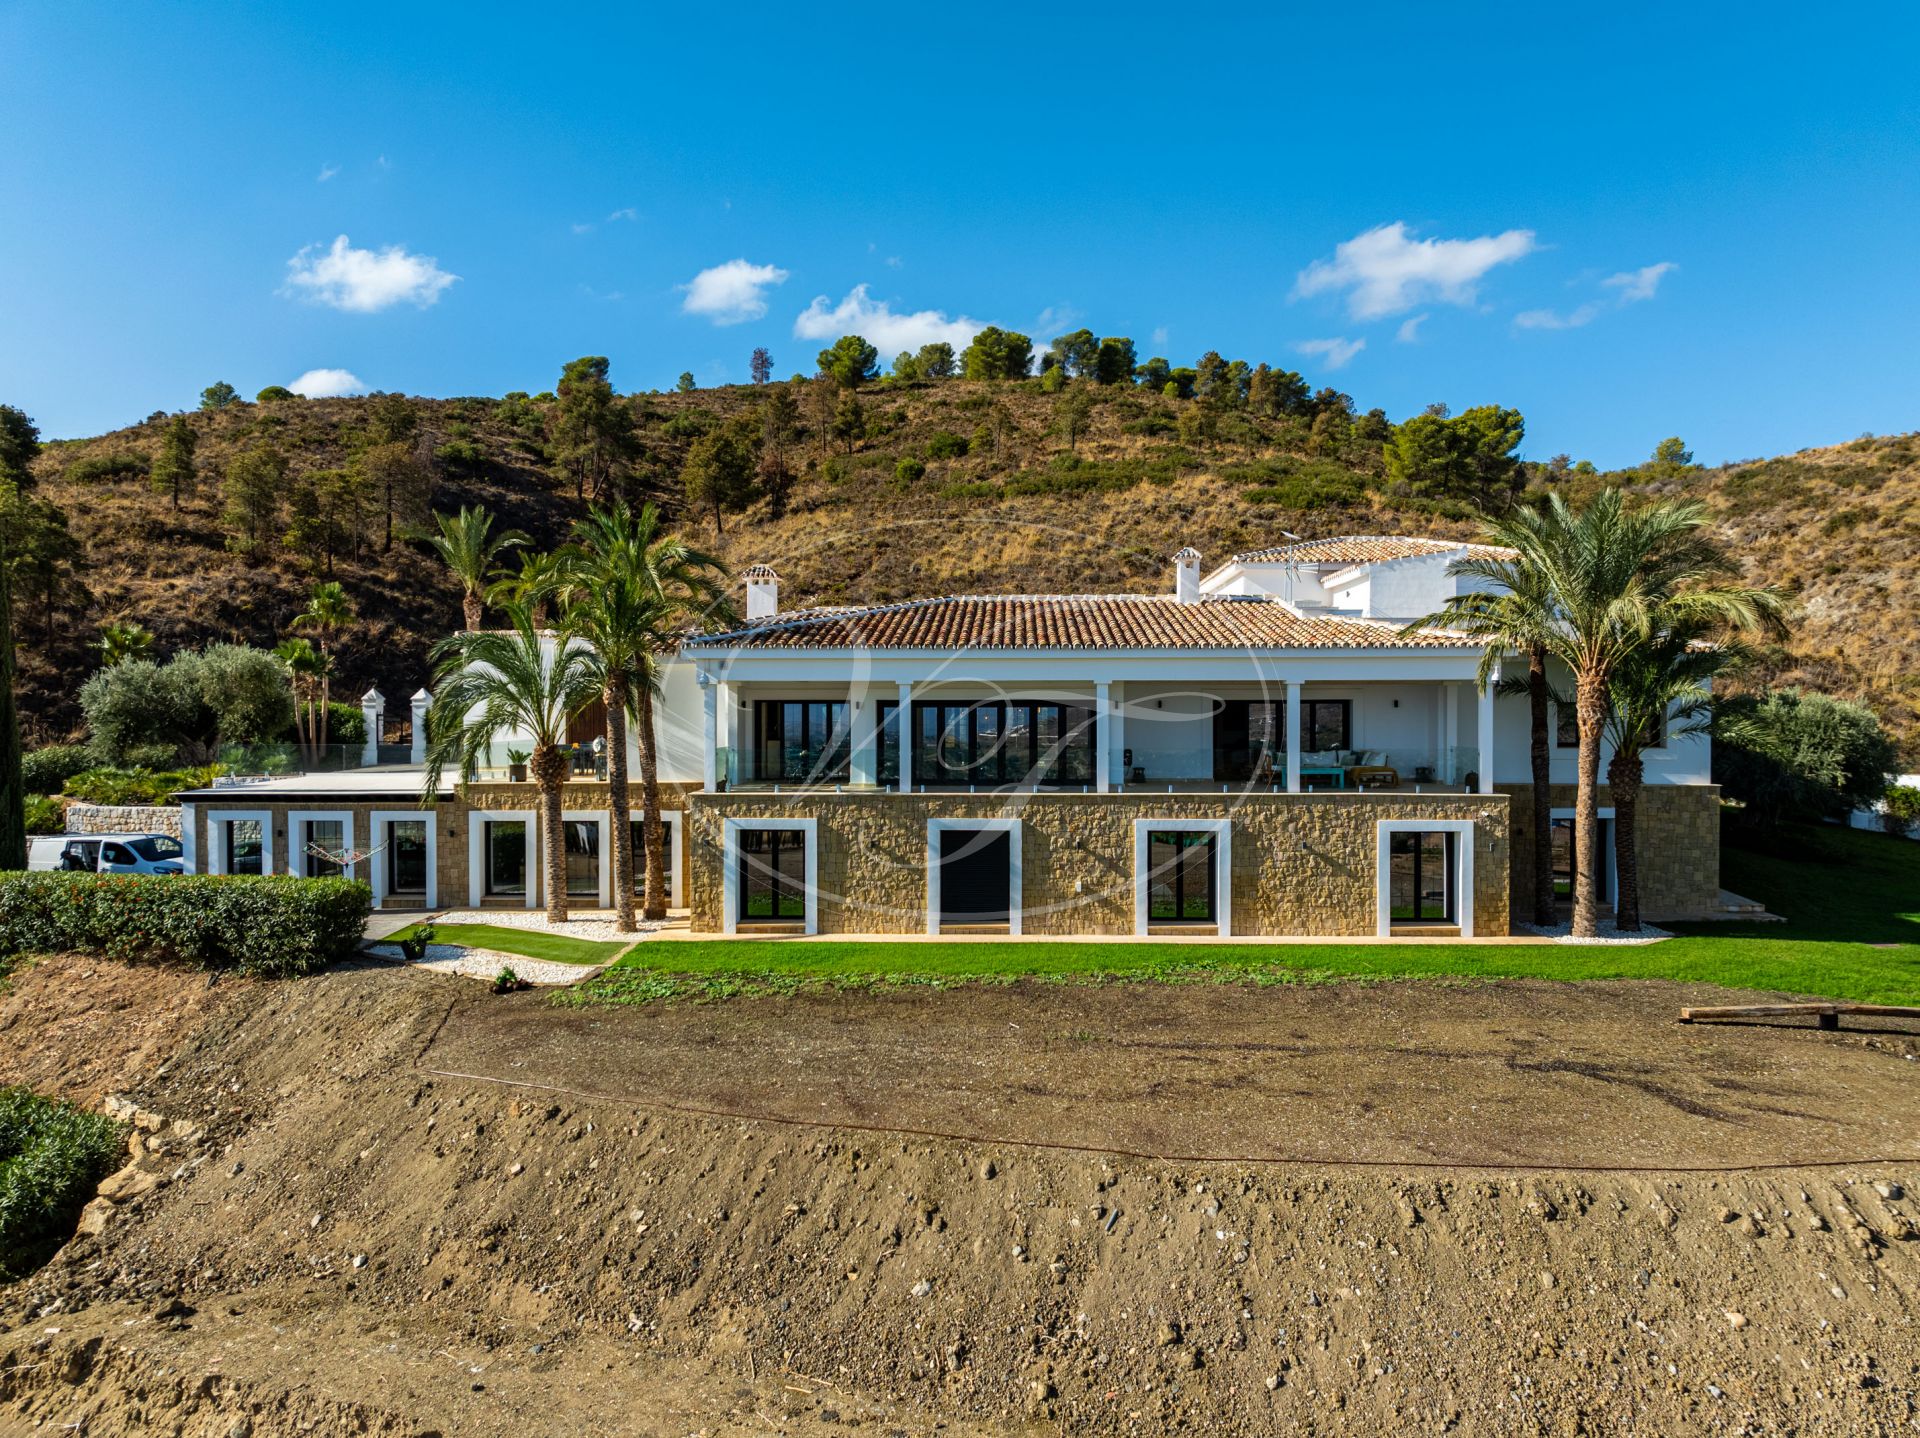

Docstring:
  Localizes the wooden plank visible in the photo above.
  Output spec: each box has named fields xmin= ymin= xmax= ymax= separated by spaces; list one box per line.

xmin=1680 ymin=1002 xmax=1920 ymax=1031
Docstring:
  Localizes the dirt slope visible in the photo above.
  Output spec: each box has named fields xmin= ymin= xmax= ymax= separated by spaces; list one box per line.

xmin=4 ymin=954 xmax=1919 ymax=1434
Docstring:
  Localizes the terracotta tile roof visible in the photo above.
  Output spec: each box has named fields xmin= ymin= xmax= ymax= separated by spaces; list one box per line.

xmin=1227 ymin=535 xmax=1515 ymax=565
xmin=686 ymin=594 xmax=1470 ymax=652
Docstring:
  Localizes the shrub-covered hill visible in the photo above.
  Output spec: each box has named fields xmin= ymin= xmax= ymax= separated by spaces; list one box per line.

xmin=14 ymin=380 xmax=1920 ymax=758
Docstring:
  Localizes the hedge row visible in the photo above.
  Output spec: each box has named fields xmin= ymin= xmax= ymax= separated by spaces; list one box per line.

xmin=0 ymin=1086 xmax=124 ymax=1278
xmin=0 ymin=873 xmax=371 ymax=978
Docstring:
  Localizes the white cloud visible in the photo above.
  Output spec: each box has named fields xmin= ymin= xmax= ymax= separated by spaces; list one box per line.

xmin=1294 ymin=336 xmax=1365 ymax=370
xmin=793 ymin=284 xmax=985 ymax=355
xmin=316 ymin=163 xmax=339 ymax=183
xmin=1294 ymin=221 xmax=1537 ymax=320
xmin=680 ymin=258 xmax=790 ymax=325
xmin=1396 ymin=313 xmax=1428 ymax=344
xmin=1603 ymin=260 xmax=1676 ymax=302
xmin=1151 ymin=325 xmax=1169 ymax=347
xmin=606 ymin=206 xmax=638 ymax=223
xmin=1516 ymin=261 xmax=1675 ymax=331
xmin=282 ymin=235 xmax=457 ymax=313
xmin=1031 ymin=304 xmax=1084 ymax=339
xmin=571 ymin=222 xmax=595 ymax=235
xmin=288 ymin=367 xmax=366 ymax=397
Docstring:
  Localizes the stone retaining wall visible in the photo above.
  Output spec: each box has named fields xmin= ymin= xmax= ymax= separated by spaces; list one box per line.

xmin=687 ymin=791 xmax=1513 ymax=937
xmin=1502 ymin=782 xmax=1722 ymax=919
xmin=66 ymin=803 xmax=183 ymax=839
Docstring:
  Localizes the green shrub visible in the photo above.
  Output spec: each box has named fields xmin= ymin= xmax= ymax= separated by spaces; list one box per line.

xmin=925 ymin=431 xmax=969 ymax=459
xmin=0 ymin=1087 xmax=125 ymax=1278
xmin=1714 ymin=688 xmax=1899 ymax=827
xmin=21 ymin=745 xmax=92 ymax=795
xmin=255 ymin=385 xmax=296 ymax=403
xmin=23 ymin=795 xmax=64 ymax=835
xmin=63 ymin=453 xmax=149 ymax=484
xmin=0 ymin=873 xmax=371 ymax=978
xmin=1882 ymin=784 xmax=1920 ymax=838
xmin=894 ymin=457 xmax=927 ymax=486
xmin=61 ymin=766 xmax=198 ymax=806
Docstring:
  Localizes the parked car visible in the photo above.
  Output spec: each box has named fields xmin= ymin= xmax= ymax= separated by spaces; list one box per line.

xmin=29 ymin=833 xmax=185 ymax=875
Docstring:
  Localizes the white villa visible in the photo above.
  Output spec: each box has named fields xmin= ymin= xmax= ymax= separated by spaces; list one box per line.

xmin=175 ymin=536 xmax=1722 ymax=938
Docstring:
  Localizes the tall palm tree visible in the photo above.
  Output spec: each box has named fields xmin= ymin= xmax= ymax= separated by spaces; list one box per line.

xmin=274 ymin=636 xmax=325 ymax=760
xmin=95 ymin=620 xmax=156 ymax=669
xmin=595 ymin=503 xmax=734 ymax=921
xmin=486 ymin=547 xmax=571 ymax=629
xmin=291 ymin=580 xmax=355 ymax=752
xmin=1498 ymin=489 xmax=1784 ymax=936
xmin=423 ymin=603 xmax=599 ymax=922
xmin=429 ymin=505 xmax=528 ymax=633
xmin=556 ymin=510 xmax=663 ymax=931
xmin=1604 ymin=613 xmax=1778 ymax=931
xmin=1411 ymin=510 xmax=1560 ymax=926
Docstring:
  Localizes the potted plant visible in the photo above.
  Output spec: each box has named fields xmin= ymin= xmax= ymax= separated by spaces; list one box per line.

xmin=506 ymin=748 xmax=530 ymax=783
xmin=397 ymin=923 xmax=436 ymax=962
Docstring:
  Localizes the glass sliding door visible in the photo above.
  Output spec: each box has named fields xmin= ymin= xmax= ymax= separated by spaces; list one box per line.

xmin=738 ymin=829 xmax=806 ymax=922
xmin=226 ymin=820 xmax=263 ymax=876
xmin=1146 ymin=831 xmax=1218 ymax=923
xmin=389 ymin=820 xmax=428 ymax=894
xmin=305 ymin=820 xmax=344 ymax=878
xmin=754 ymin=700 xmax=851 ymax=783
xmin=1389 ymin=831 xmax=1456 ymax=923
xmin=565 ymin=821 xmax=601 ymax=899
xmin=485 ymin=821 xmax=527 ymax=897
xmin=909 ymin=701 xmax=1095 ymax=787
xmin=1213 ymin=699 xmax=1352 ymax=780
xmin=629 ymin=819 xmax=675 ymax=900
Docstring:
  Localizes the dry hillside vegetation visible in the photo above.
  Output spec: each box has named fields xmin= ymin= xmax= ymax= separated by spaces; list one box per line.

xmin=21 ymin=386 xmax=1920 ymax=757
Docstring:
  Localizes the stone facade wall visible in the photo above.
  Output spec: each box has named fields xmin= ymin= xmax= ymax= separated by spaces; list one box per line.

xmin=687 ymin=792 xmax=1511 ymax=938
xmin=1502 ymin=782 xmax=1722 ymax=919
xmin=67 ymin=803 xmax=182 ymax=839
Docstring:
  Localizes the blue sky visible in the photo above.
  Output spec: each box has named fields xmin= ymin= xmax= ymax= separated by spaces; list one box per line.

xmin=3 ymin=3 xmax=1916 ymax=467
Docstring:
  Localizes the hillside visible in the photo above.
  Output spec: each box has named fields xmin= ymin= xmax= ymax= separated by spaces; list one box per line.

xmin=14 ymin=379 xmax=1919 ymax=757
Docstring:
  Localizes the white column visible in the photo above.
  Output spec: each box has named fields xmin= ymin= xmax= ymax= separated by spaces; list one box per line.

xmin=1110 ymin=682 xmax=1127 ymax=788
xmin=409 ymin=688 xmax=431 ymax=764
xmin=1478 ymin=663 xmax=1499 ymax=794
xmin=717 ymin=682 xmax=735 ymax=779
xmin=896 ymin=681 xmax=913 ymax=793
xmin=1094 ymin=682 xmax=1112 ymax=792
xmin=361 ymin=689 xmax=384 ymax=766
xmin=1443 ymin=682 xmax=1459 ymax=783
xmin=700 ymin=675 xmax=718 ymax=792
xmin=850 ymin=685 xmax=878 ymax=787
xmin=1285 ymin=680 xmax=1303 ymax=792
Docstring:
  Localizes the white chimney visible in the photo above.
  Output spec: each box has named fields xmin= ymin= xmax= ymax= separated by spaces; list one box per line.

xmin=1173 ymin=547 xmax=1202 ymax=605
xmin=743 ymin=564 xmax=780 ymax=621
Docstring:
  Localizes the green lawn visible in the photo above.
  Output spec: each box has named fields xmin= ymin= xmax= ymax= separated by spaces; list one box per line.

xmin=562 ymin=819 xmax=1919 ymax=1008
xmin=381 ymin=922 xmax=633 ymax=967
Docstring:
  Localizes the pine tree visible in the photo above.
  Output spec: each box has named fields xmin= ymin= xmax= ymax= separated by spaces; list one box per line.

xmin=222 ymin=443 xmax=287 ymax=556
xmin=151 ymin=414 xmax=197 ymax=509
xmin=750 ymin=347 xmax=773 ymax=385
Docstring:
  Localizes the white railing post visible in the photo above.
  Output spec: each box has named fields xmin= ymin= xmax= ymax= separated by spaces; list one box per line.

xmin=409 ymin=688 xmax=431 ymax=765
xmin=361 ymin=688 xmax=385 ymax=766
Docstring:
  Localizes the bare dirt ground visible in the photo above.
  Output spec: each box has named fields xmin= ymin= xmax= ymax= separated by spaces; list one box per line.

xmin=3 ymin=954 xmax=1919 ymax=1436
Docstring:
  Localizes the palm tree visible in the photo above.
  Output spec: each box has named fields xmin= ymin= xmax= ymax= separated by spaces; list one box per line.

xmin=423 ymin=604 xmax=599 ymax=922
xmin=486 ymin=547 xmax=571 ymax=629
xmin=274 ymin=637 xmax=325 ymax=760
xmin=581 ymin=503 xmax=734 ymax=922
xmin=95 ymin=620 xmax=156 ymax=669
xmin=291 ymin=581 xmax=355 ymax=752
xmin=1497 ymin=489 xmax=1784 ymax=936
xmin=1411 ymin=509 xmax=1561 ymax=926
xmin=556 ymin=509 xmax=662 ymax=931
xmin=1604 ymin=611 xmax=1779 ymax=931
xmin=429 ymin=505 xmax=528 ymax=633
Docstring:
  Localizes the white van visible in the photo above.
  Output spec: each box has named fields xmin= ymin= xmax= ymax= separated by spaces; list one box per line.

xmin=29 ymin=833 xmax=186 ymax=875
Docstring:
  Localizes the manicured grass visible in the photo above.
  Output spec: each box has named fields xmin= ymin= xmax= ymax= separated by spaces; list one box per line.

xmin=381 ymin=922 xmax=633 ymax=967
xmin=562 ymin=820 xmax=1918 ymax=1008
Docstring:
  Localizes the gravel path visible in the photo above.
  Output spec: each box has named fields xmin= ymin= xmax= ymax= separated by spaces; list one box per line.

xmin=1519 ymin=919 xmax=1672 ymax=944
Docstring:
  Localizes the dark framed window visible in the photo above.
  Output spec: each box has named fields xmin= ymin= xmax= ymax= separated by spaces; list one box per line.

xmin=1555 ymin=703 xmax=1578 ymax=748
xmin=1146 ymin=831 xmax=1218 ymax=923
xmin=1389 ymin=830 xmax=1456 ymax=923
xmin=564 ymin=820 xmax=600 ymax=898
xmin=485 ymin=820 xmax=527 ymax=896
xmin=877 ymin=700 xmax=900 ymax=784
xmin=1212 ymin=700 xmax=1352 ymax=781
xmin=755 ymin=700 xmax=852 ymax=783
xmin=389 ymin=820 xmax=428 ymax=894
xmin=738 ymin=828 xmax=806 ymax=921
xmin=226 ymin=820 xmax=264 ymax=876
xmin=910 ymin=701 xmax=1094 ymax=787
xmin=305 ymin=819 xmax=344 ymax=878
xmin=629 ymin=819 xmax=675 ymax=898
